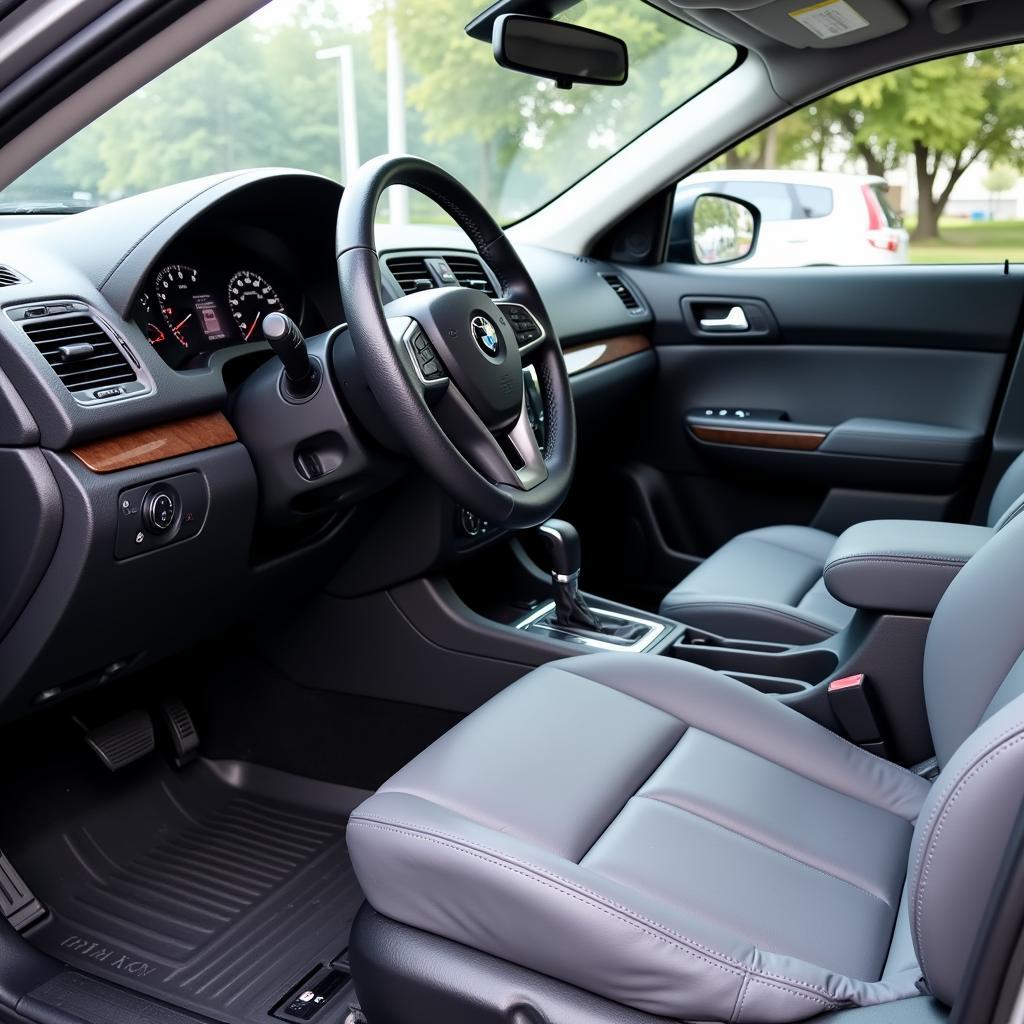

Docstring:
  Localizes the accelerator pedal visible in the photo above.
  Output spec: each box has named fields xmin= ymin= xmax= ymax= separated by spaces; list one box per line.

xmin=159 ymin=697 xmax=199 ymax=767
xmin=0 ymin=851 xmax=45 ymax=931
xmin=84 ymin=709 xmax=155 ymax=771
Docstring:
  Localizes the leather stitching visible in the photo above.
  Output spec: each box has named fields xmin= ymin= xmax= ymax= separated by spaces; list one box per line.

xmin=732 ymin=974 xmax=750 ymax=1023
xmin=910 ymin=722 xmax=1024 ymax=985
xmin=349 ymin=813 xmax=839 ymax=1005
xmin=825 ymin=555 xmax=969 ymax=572
xmin=637 ymin=792 xmax=897 ymax=909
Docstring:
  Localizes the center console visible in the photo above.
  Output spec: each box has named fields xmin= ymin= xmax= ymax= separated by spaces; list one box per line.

xmin=494 ymin=514 xmax=994 ymax=766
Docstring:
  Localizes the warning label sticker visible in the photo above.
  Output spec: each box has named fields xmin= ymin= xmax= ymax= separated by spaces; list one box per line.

xmin=789 ymin=0 xmax=869 ymax=39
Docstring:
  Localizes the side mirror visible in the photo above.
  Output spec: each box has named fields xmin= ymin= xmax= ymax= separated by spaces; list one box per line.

xmin=672 ymin=192 xmax=760 ymax=265
xmin=492 ymin=14 xmax=628 ymax=89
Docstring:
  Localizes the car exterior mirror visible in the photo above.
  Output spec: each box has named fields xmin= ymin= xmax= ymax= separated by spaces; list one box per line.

xmin=672 ymin=192 xmax=760 ymax=265
xmin=491 ymin=14 xmax=628 ymax=89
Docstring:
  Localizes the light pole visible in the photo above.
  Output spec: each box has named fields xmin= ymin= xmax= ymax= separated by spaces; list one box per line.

xmin=385 ymin=6 xmax=409 ymax=226
xmin=315 ymin=45 xmax=360 ymax=185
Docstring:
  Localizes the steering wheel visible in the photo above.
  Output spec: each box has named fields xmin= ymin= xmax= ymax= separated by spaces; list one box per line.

xmin=336 ymin=155 xmax=576 ymax=530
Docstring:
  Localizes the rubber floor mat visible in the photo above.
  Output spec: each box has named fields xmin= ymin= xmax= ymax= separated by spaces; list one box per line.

xmin=10 ymin=758 xmax=366 ymax=1024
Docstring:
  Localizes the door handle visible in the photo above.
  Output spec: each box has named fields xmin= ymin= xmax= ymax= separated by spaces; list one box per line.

xmin=699 ymin=306 xmax=749 ymax=331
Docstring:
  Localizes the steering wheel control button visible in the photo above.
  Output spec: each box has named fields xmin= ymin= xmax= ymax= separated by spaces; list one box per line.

xmin=143 ymin=487 xmax=178 ymax=533
xmin=497 ymin=303 xmax=545 ymax=352
xmin=403 ymin=327 xmax=448 ymax=386
xmin=114 ymin=472 xmax=208 ymax=559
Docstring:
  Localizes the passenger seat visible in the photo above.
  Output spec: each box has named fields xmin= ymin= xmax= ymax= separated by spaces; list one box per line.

xmin=659 ymin=452 xmax=1024 ymax=643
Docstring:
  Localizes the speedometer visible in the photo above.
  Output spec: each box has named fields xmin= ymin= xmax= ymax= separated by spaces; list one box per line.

xmin=227 ymin=270 xmax=284 ymax=341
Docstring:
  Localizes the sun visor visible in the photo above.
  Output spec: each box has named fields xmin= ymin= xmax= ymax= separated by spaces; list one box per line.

xmin=667 ymin=0 xmax=909 ymax=48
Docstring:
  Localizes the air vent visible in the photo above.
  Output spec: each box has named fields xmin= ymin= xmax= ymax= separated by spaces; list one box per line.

xmin=0 ymin=265 xmax=23 ymax=287
xmin=446 ymin=255 xmax=497 ymax=297
xmin=387 ymin=256 xmax=434 ymax=295
xmin=601 ymin=274 xmax=642 ymax=313
xmin=23 ymin=311 xmax=138 ymax=394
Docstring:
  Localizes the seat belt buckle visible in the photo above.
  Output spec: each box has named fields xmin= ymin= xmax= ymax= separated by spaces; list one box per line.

xmin=828 ymin=674 xmax=890 ymax=759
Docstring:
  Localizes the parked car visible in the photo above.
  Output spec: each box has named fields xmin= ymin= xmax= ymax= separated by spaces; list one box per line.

xmin=671 ymin=169 xmax=910 ymax=267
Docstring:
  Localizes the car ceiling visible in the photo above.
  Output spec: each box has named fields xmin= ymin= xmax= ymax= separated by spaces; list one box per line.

xmin=649 ymin=0 xmax=1024 ymax=102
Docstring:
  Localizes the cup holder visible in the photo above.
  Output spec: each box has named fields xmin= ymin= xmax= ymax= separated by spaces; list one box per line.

xmin=669 ymin=626 xmax=838 ymax=690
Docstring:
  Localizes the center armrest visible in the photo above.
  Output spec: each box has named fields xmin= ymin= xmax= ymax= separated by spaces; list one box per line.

xmin=823 ymin=519 xmax=993 ymax=615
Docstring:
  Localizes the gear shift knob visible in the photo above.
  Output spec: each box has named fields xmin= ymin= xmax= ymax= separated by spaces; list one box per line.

xmin=538 ymin=519 xmax=582 ymax=581
xmin=537 ymin=518 xmax=605 ymax=633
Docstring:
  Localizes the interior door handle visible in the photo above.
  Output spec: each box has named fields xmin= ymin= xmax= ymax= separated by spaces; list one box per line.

xmin=699 ymin=306 xmax=749 ymax=331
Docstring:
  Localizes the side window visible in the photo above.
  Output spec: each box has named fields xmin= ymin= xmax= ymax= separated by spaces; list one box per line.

xmin=668 ymin=43 xmax=1024 ymax=267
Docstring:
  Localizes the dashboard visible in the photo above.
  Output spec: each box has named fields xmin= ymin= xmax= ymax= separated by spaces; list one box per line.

xmin=0 ymin=168 xmax=655 ymax=722
xmin=133 ymin=231 xmax=327 ymax=370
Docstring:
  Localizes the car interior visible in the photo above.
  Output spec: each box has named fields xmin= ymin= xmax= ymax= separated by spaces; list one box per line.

xmin=3 ymin=0 xmax=1024 ymax=1023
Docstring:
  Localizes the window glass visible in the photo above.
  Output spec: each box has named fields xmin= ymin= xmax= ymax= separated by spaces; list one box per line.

xmin=0 ymin=0 xmax=736 ymax=226
xmin=670 ymin=44 xmax=1024 ymax=266
xmin=793 ymin=185 xmax=834 ymax=219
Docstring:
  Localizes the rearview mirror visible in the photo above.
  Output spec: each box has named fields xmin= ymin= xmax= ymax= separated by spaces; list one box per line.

xmin=492 ymin=14 xmax=628 ymax=89
xmin=672 ymin=192 xmax=760 ymax=265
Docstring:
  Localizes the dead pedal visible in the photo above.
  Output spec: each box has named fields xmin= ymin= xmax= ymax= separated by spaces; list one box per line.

xmin=0 ymin=851 xmax=45 ymax=931
xmin=84 ymin=709 xmax=155 ymax=771
xmin=159 ymin=697 xmax=199 ymax=766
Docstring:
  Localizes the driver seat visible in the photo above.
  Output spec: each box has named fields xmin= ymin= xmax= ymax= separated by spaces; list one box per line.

xmin=658 ymin=450 xmax=1024 ymax=643
xmin=346 ymin=509 xmax=1024 ymax=1022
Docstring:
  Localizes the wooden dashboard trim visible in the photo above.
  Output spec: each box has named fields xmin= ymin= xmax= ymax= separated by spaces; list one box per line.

xmin=71 ymin=411 xmax=237 ymax=473
xmin=690 ymin=423 xmax=828 ymax=452
xmin=562 ymin=334 xmax=651 ymax=376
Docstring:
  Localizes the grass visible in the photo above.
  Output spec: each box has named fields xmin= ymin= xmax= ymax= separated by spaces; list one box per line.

xmin=907 ymin=218 xmax=1024 ymax=265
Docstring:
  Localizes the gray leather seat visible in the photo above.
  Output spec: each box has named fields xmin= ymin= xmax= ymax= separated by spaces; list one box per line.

xmin=659 ymin=450 xmax=1024 ymax=643
xmin=348 ymin=507 xmax=1024 ymax=1022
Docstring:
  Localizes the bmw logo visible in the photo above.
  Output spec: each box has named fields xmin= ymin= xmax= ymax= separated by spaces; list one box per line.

xmin=471 ymin=315 xmax=500 ymax=357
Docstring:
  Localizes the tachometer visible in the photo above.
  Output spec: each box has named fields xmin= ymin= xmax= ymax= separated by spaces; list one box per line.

xmin=137 ymin=292 xmax=166 ymax=346
xmin=156 ymin=264 xmax=204 ymax=350
xmin=227 ymin=270 xmax=284 ymax=342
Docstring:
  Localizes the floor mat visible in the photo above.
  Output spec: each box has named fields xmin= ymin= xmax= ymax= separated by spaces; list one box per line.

xmin=8 ymin=757 xmax=367 ymax=1024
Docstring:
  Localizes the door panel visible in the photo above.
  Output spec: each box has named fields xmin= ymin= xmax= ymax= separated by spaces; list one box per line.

xmin=597 ymin=262 xmax=1024 ymax=590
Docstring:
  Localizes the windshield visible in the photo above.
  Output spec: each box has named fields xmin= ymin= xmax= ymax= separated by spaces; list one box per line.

xmin=0 ymin=0 xmax=734 ymax=224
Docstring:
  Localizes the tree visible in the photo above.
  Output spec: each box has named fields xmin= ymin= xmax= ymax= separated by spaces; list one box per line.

xmin=835 ymin=49 xmax=1024 ymax=239
xmin=983 ymin=163 xmax=1017 ymax=218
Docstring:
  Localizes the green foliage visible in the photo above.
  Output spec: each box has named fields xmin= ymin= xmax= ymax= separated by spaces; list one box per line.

xmin=719 ymin=46 xmax=1024 ymax=238
xmin=5 ymin=0 xmax=734 ymax=223
xmin=984 ymin=164 xmax=1019 ymax=195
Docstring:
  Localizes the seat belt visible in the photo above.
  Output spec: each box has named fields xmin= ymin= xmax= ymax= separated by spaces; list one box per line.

xmin=827 ymin=674 xmax=891 ymax=760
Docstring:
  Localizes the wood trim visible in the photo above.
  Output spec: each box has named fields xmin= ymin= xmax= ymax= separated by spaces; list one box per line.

xmin=562 ymin=334 xmax=651 ymax=376
xmin=71 ymin=411 xmax=237 ymax=473
xmin=690 ymin=423 xmax=827 ymax=452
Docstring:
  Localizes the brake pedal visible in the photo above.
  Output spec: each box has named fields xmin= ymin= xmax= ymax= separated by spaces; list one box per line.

xmin=159 ymin=697 xmax=199 ymax=767
xmin=84 ymin=710 xmax=155 ymax=771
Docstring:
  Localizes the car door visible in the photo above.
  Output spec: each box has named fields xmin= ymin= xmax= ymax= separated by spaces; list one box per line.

xmin=589 ymin=255 xmax=1024 ymax=599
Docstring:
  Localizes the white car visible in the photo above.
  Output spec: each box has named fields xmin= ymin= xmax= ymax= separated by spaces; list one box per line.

xmin=672 ymin=169 xmax=910 ymax=267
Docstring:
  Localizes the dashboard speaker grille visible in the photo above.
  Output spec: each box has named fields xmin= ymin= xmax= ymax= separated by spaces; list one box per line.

xmin=23 ymin=312 xmax=138 ymax=393
xmin=445 ymin=254 xmax=497 ymax=297
xmin=600 ymin=273 xmax=642 ymax=313
xmin=386 ymin=256 xmax=433 ymax=295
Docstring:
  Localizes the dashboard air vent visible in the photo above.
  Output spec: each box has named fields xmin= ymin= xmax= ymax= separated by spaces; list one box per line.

xmin=0 ymin=265 xmax=23 ymax=286
xmin=600 ymin=274 xmax=642 ymax=313
xmin=446 ymin=255 xmax=497 ymax=297
xmin=23 ymin=312 xmax=138 ymax=394
xmin=387 ymin=256 xmax=434 ymax=295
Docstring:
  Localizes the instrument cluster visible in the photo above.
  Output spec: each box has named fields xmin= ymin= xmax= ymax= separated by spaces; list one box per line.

xmin=135 ymin=258 xmax=299 ymax=370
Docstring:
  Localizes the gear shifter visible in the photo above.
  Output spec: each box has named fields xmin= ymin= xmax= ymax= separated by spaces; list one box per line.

xmin=538 ymin=519 xmax=606 ymax=633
